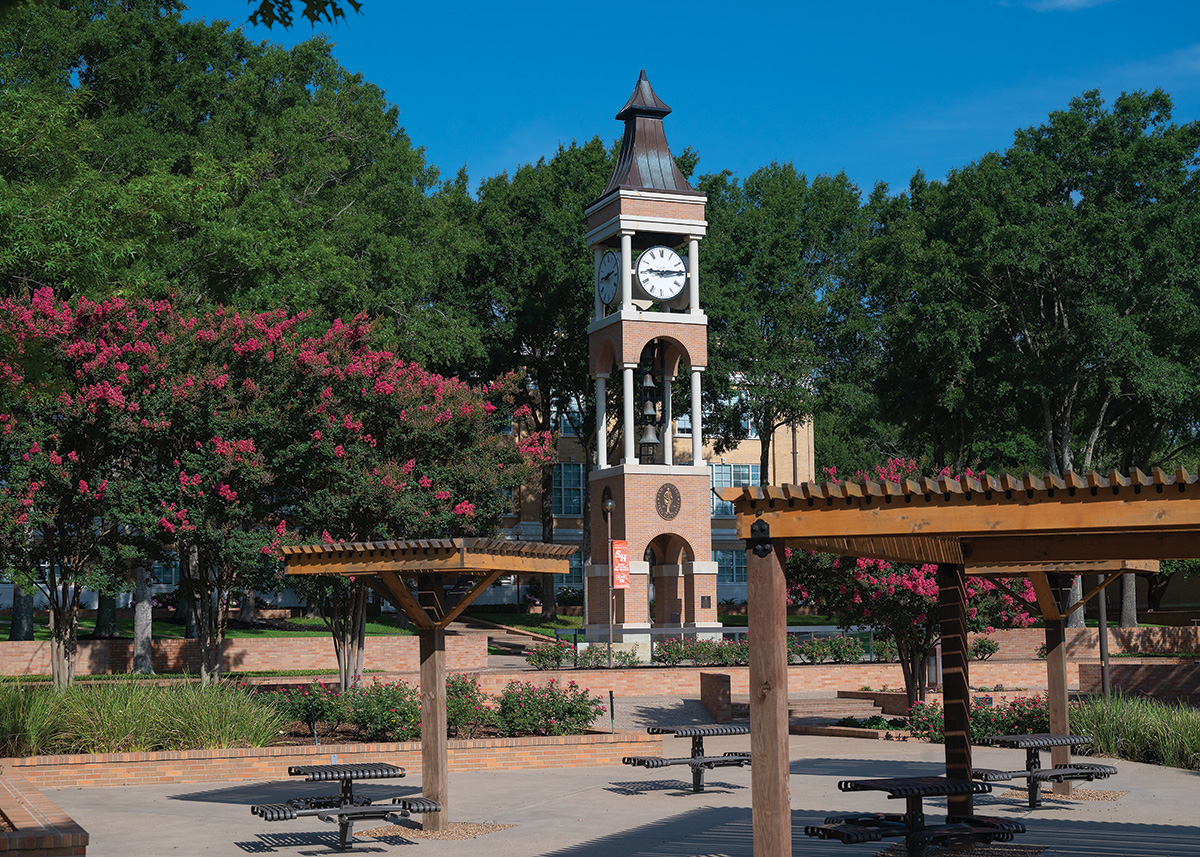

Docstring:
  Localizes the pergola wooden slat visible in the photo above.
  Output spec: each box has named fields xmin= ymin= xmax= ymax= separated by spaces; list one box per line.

xmin=281 ymin=537 xmax=576 ymax=832
xmin=716 ymin=470 xmax=1200 ymax=857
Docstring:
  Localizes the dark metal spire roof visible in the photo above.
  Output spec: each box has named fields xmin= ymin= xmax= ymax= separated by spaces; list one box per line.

xmin=601 ymin=71 xmax=698 ymax=197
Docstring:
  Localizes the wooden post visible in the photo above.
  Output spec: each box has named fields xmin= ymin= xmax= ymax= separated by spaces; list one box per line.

xmin=420 ymin=628 xmax=447 ymax=831
xmin=747 ymin=522 xmax=789 ymax=857
xmin=936 ymin=563 xmax=972 ymax=818
xmin=1044 ymin=614 xmax=1071 ymax=795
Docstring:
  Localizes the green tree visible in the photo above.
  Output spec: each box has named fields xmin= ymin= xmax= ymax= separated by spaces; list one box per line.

xmin=466 ymin=138 xmax=615 ymax=617
xmin=699 ymin=164 xmax=864 ymax=482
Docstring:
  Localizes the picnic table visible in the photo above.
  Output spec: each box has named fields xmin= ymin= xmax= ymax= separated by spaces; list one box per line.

xmin=250 ymin=762 xmax=440 ymax=850
xmin=804 ymin=776 xmax=1025 ymax=857
xmin=621 ymin=724 xmax=751 ymax=792
xmin=974 ymin=733 xmax=1118 ymax=808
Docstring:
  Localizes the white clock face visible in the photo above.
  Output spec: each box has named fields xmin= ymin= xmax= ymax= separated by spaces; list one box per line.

xmin=597 ymin=250 xmax=619 ymax=305
xmin=636 ymin=246 xmax=687 ymax=301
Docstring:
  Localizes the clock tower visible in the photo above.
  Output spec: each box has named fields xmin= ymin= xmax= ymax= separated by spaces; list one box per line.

xmin=584 ymin=71 xmax=718 ymax=650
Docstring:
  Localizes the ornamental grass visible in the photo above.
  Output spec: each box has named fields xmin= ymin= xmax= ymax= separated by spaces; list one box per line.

xmin=908 ymin=692 xmax=1200 ymax=771
xmin=0 ymin=682 xmax=285 ymax=756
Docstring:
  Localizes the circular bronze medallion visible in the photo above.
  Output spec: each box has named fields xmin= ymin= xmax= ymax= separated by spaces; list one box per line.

xmin=655 ymin=483 xmax=682 ymax=521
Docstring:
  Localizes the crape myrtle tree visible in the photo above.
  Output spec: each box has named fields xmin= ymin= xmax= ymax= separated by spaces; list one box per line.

xmin=787 ymin=459 xmax=1037 ymax=707
xmin=259 ymin=314 xmax=547 ymax=690
xmin=0 ymin=290 xmax=174 ymax=687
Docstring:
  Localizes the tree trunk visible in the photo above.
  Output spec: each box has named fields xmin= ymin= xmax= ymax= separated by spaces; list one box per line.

xmin=9 ymin=582 xmax=34 ymax=641
xmin=132 ymin=566 xmax=154 ymax=674
xmin=540 ymin=461 xmax=558 ymax=621
xmin=239 ymin=590 xmax=257 ymax=623
xmin=1065 ymin=576 xmax=1085 ymax=629
xmin=330 ymin=580 xmax=368 ymax=691
xmin=1120 ymin=573 xmax=1139 ymax=628
xmin=175 ymin=588 xmax=198 ymax=638
xmin=93 ymin=592 xmax=118 ymax=638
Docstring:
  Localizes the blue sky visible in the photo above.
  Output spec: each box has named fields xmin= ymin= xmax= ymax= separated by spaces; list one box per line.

xmin=190 ymin=0 xmax=1200 ymax=197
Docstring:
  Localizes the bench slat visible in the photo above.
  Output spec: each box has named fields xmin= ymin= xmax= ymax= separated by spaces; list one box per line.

xmin=622 ymin=754 xmax=750 ymax=770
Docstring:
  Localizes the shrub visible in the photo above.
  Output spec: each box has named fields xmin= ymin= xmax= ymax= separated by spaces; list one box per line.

xmin=557 ymin=586 xmax=584 ymax=607
xmin=446 ymin=674 xmax=496 ymax=738
xmin=525 ymin=640 xmax=574 ymax=670
xmin=873 ymin=638 xmax=899 ymax=663
xmin=613 ymin=646 xmax=641 ymax=668
xmin=261 ymin=682 xmax=344 ymax=735
xmin=969 ymin=636 xmax=1001 ymax=661
xmin=342 ymin=680 xmax=421 ymax=741
xmin=495 ymin=680 xmax=604 ymax=736
xmin=907 ymin=699 xmax=945 ymax=742
xmin=828 ymin=635 xmax=866 ymax=664
xmin=908 ymin=694 xmax=1051 ymax=743
xmin=793 ymin=637 xmax=833 ymax=664
xmin=651 ymin=636 xmax=692 ymax=666
xmin=0 ymin=682 xmax=60 ymax=756
xmin=576 ymin=644 xmax=609 ymax=669
xmin=1035 ymin=643 xmax=1048 ymax=660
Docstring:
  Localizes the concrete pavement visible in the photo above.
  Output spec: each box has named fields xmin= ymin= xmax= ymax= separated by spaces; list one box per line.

xmin=49 ymin=717 xmax=1200 ymax=857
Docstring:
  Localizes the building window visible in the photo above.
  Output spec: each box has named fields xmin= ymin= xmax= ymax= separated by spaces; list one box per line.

xmin=710 ymin=463 xmax=760 ymax=515
xmin=151 ymin=560 xmax=179 ymax=586
xmin=560 ymin=552 xmax=584 ymax=588
xmin=675 ymin=412 xmax=692 ymax=436
xmin=714 ymin=550 xmax=747 ymax=584
xmin=555 ymin=400 xmax=581 ymax=437
xmin=741 ymin=414 xmax=758 ymax=439
xmin=552 ymin=463 xmax=585 ymax=516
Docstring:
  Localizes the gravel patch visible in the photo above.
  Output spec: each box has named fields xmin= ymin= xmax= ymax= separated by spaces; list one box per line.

xmin=359 ymin=821 xmax=515 ymax=840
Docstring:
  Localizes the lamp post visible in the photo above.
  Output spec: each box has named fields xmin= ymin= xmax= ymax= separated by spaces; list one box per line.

xmin=602 ymin=487 xmax=616 ymax=670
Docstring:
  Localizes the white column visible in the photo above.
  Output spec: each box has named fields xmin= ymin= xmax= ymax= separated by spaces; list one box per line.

xmin=663 ymin=376 xmax=673 ymax=466
xmin=620 ymin=232 xmax=633 ymax=311
xmin=623 ymin=364 xmax=636 ymax=464
xmin=688 ymin=237 xmax=700 ymax=314
xmin=593 ymin=247 xmax=603 ymax=321
xmin=691 ymin=368 xmax=703 ymax=465
xmin=595 ymin=375 xmax=607 ymax=469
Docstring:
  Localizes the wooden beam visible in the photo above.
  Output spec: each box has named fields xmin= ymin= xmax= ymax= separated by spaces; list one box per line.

xmin=937 ymin=564 xmax=973 ymax=818
xmin=373 ymin=574 xmax=434 ymax=631
xmin=963 ymin=533 xmax=1200 ymax=563
xmin=747 ymin=538 xmax=790 ymax=857
xmin=1062 ymin=571 xmax=1125 ymax=620
xmin=729 ymin=487 xmax=1200 ymax=543
xmin=1028 ymin=571 xmax=1062 ymax=621
xmin=1044 ymin=616 xmax=1072 ymax=796
xmin=420 ymin=628 xmax=448 ymax=830
xmin=437 ymin=569 xmax=507 ymax=630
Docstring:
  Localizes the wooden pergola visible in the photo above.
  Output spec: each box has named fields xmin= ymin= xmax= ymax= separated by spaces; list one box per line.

xmin=716 ymin=467 xmax=1200 ymax=857
xmin=282 ymin=537 xmax=576 ymax=831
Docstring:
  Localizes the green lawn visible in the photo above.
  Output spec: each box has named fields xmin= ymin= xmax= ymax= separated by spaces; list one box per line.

xmin=466 ymin=611 xmax=583 ymax=636
xmin=0 ymin=614 xmax=414 ymax=641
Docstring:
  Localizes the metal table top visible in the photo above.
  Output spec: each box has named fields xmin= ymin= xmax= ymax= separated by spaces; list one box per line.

xmin=838 ymin=776 xmax=991 ymax=798
xmin=977 ymin=733 xmax=1092 ymax=749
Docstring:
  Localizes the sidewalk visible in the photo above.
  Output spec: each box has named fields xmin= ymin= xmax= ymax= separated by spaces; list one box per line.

xmin=48 ymin=717 xmax=1199 ymax=857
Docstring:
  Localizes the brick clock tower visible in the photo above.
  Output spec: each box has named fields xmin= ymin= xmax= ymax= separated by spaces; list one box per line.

xmin=584 ymin=71 xmax=718 ymax=649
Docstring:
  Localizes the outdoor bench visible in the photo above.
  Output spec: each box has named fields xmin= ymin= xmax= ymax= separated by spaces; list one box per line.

xmin=804 ymin=775 xmax=1025 ymax=857
xmin=621 ymin=724 xmax=751 ymax=792
xmin=975 ymin=733 xmax=1118 ymax=808
xmin=251 ymin=762 xmax=440 ymax=850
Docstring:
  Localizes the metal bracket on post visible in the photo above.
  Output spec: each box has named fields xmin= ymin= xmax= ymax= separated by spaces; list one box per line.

xmin=749 ymin=518 xmax=772 ymax=558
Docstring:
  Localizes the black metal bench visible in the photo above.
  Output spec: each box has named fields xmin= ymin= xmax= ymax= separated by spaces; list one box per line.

xmin=975 ymin=733 xmax=1118 ymax=808
xmin=804 ymin=776 xmax=1025 ymax=857
xmin=251 ymin=762 xmax=441 ymax=850
xmin=621 ymin=724 xmax=750 ymax=792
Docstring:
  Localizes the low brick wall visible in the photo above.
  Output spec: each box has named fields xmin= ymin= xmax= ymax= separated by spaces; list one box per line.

xmin=3 ymin=731 xmax=661 ymax=791
xmin=980 ymin=627 xmax=1200 ymax=660
xmin=0 ymin=634 xmax=486 ymax=677
xmin=1078 ymin=660 xmax=1200 ymax=703
xmin=0 ymin=768 xmax=88 ymax=855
